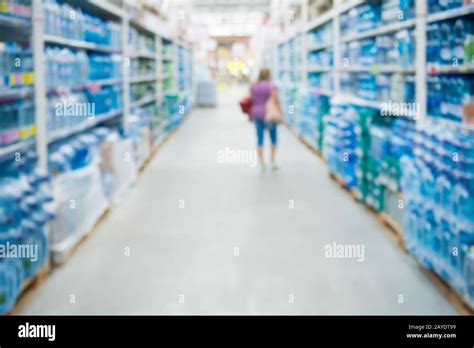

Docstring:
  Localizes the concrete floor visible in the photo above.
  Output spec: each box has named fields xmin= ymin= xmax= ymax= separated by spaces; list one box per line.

xmin=18 ymin=87 xmax=457 ymax=315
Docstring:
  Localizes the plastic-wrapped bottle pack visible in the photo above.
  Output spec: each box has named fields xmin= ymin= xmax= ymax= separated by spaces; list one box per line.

xmin=400 ymin=124 xmax=474 ymax=307
xmin=0 ymin=152 xmax=55 ymax=314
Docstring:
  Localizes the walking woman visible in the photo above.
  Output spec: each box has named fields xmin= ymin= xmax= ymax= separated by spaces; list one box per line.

xmin=250 ymin=68 xmax=282 ymax=171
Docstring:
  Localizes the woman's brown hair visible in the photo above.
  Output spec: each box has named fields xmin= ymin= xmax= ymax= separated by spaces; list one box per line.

xmin=258 ymin=68 xmax=271 ymax=81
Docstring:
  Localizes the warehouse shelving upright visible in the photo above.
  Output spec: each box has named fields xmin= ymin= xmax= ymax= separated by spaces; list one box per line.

xmin=127 ymin=13 xmax=159 ymax=148
xmin=0 ymin=0 xmax=195 ymax=314
xmin=33 ymin=0 xmax=126 ymax=171
xmin=335 ymin=0 xmax=474 ymax=138
xmin=270 ymin=0 xmax=474 ymax=137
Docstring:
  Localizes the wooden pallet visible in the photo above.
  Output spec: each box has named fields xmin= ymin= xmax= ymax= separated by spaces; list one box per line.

xmin=378 ymin=212 xmax=405 ymax=248
xmin=328 ymin=172 xmax=360 ymax=203
xmin=7 ymin=263 xmax=50 ymax=315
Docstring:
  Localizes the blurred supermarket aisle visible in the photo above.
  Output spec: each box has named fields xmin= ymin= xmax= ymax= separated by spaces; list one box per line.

xmin=18 ymin=87 xmax=456 ymax=315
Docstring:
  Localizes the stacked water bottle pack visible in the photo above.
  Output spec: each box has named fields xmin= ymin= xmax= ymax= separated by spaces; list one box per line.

xmin=288 ymin=35 xmax=303 ymax=84
xmin=45 ymin=48 xmax=123 ymax=89
xmin=381 ymin=0 xmax=415 ymax=22
xmin=130 ymin=82 xmax=155 ymax=104
xmin=48 ymin=128 xmax=112 ymax=261
xmin=277 ymin=43 xmax=287 ymax=83
xmin=308 ymin=49 xmax=332 ymax=67
xmin=43 ymin=0 xmax=121 ymax=49
xmin=322 ymin=103 xmax=359 ymax=188
xmin=340 ymin=1 xmax=414 ymax=36
xmin=0 ymin=41 xmax=34 ymax=92
xmin=46 ymin=84 xmax=123 ymax=134
xmin=308 ymin=72 xmax=332 ymax=91
xmin=307 ymin=21 xmax=332 ymax=46
xmin=161 ymin=40 xmax=174 ymax=58
xmin=44 ymin=46 xmax=123 ymax=135
xmin=0 ymin=153 xmax=55 ymax=314
xmin=361 ymin=117 xmax=415 ymax=211
xmin=177 ymin=45 xmax=186 ymax=91
xmin=128 ymin=111 xmax=151 ymax=169
xmin=299 ymin=92 xmax=330 ymax=150
xmin=352 ymin=107 xmax=380 ymax=207
xmin=401 ymin=124 xmax=474 ymax=307
xmin=0 ymin=97 xmax=35 ymax=146
xmin=427 ymin=75 xmax=473 ymax=123
xmin=130 ymin=57 xmax=156 ymax=78
xmin=341 ymin=29 xmax=415 ymax=67
xmin=426 ymin=16 xmax=473 ymax=66
xmin=321 ymin=102 xmax=415 ymax=213
xmin=428 ymin=0 xmax=472 ymax=15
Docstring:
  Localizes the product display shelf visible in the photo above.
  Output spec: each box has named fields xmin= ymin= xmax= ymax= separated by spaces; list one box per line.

xmin=0 ymin=86 xmax=34 ymax=102
xmin=308 ymin=66 xmax=331 ymax=73
xmin=41 ymin=0 xmax=125 ymax=146
xmin=313 ymin=88 xmax=333 ymax=97
xmin=46 ymin=78 xmax=123 ymax=94
xmin=130 ymin=95 xmax=156 ymax=108
xmin=130 ymin=51 xmax=156 ymax=60
xmin=269 ymin=0 xmax=474 ymax=156
xmin=307 ymin=42 xmax=332 ymax=52
xmin=0 ymin=8 xmax=35 ymax=156
xmin=129 ymin=75 xmax=157 ymax=84
xmin=265 ymin=0 xmax=474 ymax=311
xmin=342 ymin=65 xmax=416 ymax=74
xmin=129 ymin=18 xmax=156 ymax=37
xmin=0 ymin=12 xmax=31 ymax=30
xmin=0 ymin=1 xmax=51 ymax=315
xmin=306 ymin=8 xmax=334 ymax=32
xmin=0 ymin=138 xmax=36 ymax=158
xmin=427 ymin=64 xmax=474 ymax=75
xmin=337 ymin=94 xmax=382 ymax=109
xmin=341 ymin=18 xmax=417 ymax=43
xmin=65 ymin=0 xmax=124 ymax=19
xmin=43 ymin=34 xmax=121 ymax=54
xmin=426 ymin=3 xmax=474 ymax=23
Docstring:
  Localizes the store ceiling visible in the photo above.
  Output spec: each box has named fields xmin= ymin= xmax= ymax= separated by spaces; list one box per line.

xmin=192 ymin=0 xmax=270 ymax=13
xmin=189 ymin=0 xmax=271 ymax=37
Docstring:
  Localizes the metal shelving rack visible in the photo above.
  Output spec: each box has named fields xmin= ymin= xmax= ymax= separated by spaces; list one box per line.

xmin=0 ymin=0 xmax=195 ymax=169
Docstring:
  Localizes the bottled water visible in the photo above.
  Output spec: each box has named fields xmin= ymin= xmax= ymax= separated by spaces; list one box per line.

xmin=401 ymin=123 xmax=474 ymax=305
xmin=43 ymin=0 xmax=121 ymax=48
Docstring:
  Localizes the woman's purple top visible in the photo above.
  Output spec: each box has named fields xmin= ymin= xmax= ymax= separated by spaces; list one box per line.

xmin=250 ymin=80 xmax=274 ymax=120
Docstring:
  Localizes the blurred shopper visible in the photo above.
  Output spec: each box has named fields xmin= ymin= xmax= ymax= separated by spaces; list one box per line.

xmin=250 ymin=68 xmax=283 ymax=171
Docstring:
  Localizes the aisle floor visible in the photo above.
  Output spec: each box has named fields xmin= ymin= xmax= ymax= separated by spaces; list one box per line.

xmin=19 ymin=87 xmax=457 ymax=314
